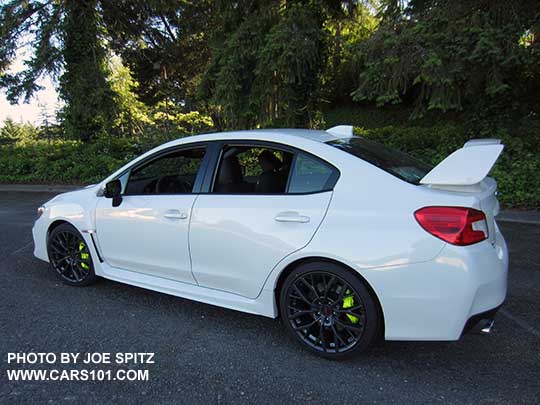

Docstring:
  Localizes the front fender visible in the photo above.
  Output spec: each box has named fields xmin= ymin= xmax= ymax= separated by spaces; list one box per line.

xmin=32 ymin=187 xmax=100 ymax=264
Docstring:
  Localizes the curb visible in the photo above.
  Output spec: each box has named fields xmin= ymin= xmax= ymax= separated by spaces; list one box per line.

xmin=1 ymin=184 xmax=539 ymax=225
xmin=495 ymin=212 xmax=540 ymax=225
xmin=0 ymin=184 xmax=82 ymax=193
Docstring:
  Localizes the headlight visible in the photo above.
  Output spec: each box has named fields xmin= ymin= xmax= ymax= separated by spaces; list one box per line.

xmin=37 ymin=206 xmax=45 ymax=218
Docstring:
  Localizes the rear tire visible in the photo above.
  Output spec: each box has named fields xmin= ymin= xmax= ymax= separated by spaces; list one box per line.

xmin=47 ymin=223 xmax=97 ymax=286
xmin=279 ymin=261 xmax=380 ymax=359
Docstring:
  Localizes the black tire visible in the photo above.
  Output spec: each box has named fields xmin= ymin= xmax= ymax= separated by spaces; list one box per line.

xmin=47 ymin=223 xmax=97 ymax=286
xmin=279 ymin=261 xmax=380 ymax=360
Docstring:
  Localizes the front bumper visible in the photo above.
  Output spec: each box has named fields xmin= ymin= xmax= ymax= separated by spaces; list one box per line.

xmin=32 ymin=216 xmax=49 ymax=262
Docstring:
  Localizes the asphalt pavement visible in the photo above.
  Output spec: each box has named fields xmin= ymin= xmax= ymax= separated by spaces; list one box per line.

xmin=1 ymin=191 xmax=539 ymax=404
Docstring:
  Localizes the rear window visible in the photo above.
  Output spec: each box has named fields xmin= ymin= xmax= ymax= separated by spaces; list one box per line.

xmin=327 ymin=137 xmax=433 ymax=184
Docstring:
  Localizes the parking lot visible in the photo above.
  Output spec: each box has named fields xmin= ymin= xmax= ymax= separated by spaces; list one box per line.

xmin=1 ymin=191 xmax=539 ymax=403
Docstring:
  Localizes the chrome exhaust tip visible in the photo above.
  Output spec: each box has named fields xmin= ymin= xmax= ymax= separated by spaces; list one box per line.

xmin=480 ymin=319 xmax=495 ymax=334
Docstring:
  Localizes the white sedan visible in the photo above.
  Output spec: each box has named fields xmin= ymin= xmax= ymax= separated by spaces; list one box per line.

xmin=32 ymin=126 xmax=508 ymax=359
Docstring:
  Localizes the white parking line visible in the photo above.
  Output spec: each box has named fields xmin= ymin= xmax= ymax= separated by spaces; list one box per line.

xmin=11 ymin=241 xmax=33 ymax=256
xmin=499 ymin=308 xmax=540 ymax=339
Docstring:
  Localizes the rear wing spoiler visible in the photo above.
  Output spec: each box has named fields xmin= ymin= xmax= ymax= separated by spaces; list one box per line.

xmin=420 ymin=139 xmax=504 ymax=186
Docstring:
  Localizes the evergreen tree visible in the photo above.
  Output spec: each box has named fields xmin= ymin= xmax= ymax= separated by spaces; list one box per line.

xmin=59 ymin=0 xmax=116 ymax=141
xmin=352 ymin=0 xmax=540 ymax=117
xmin=0 ymin=0 xmax=116 ymax=141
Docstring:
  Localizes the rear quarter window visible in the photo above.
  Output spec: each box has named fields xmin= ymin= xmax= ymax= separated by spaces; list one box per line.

xmin=288 ymin=153 xmax=337 ymax=193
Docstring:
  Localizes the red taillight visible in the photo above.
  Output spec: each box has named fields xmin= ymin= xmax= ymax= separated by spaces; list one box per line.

xmin=414 ymin=207 xmax=488 ymax=246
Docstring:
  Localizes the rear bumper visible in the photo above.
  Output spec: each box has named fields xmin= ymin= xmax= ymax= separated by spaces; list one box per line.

xmin=462 ymin=304 xmax=502 ymax=335
xmin=363 ymin=223 xmax=508 ymax=341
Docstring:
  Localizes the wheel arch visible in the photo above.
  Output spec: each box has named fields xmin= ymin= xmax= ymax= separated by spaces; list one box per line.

xmin=47 ymin=219 xmax=71 ymax=239
xmin=273 ymin=256 xmax=385 ymax=337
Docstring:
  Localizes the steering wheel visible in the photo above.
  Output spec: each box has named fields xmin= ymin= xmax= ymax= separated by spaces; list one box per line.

xmin=155 ymin=176 xmax=191 ymax=194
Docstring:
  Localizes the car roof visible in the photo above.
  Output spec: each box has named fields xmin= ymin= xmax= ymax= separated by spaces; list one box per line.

xmin=243 ymin=128 xmax=340 ymax=143
xmin=161 ymin=128 xmax=347 ymax=149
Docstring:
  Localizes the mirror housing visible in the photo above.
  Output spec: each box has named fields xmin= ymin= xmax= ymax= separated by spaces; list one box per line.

xmin=104 ymin=179 xmax=123 ymax=207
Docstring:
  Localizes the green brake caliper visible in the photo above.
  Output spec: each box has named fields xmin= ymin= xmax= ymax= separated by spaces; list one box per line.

xmin=79 ymin=242 xmax=89 ymax=270
xmin=342 ymin=289 xmax=359 ymax=324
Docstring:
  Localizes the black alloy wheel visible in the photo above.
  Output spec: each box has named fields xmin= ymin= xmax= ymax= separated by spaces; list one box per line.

xmin=280 ymin=262 xmax=380 ymax=359
xmin=47 ymin=223 xmax=97 ymax=286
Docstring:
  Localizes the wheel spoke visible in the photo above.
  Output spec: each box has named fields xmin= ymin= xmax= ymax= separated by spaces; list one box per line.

xmin=336 ymin=304 xmax=363 ymax=313
xmin=335 ymin=283 xmax=348 ymax=303
xmin=291 ymin=284 xmax=312 ymax=305
xmin=288 ymin=309 xmax=316 ymax=320
xmin=335 ymin=319 xmax=364 ymax=333
xmin=331 ymin=324 xmax=348 ymax=350
xmin=50 ymin=242 xmax=66 ymax=254
xmin=319 ymin=322 xmax=327 ymax=352
xmin=54 ymin=256 xmax=71 ymax=265
xmin=54 ymin=237 xmax=69 ymax=252
xmin=292 ymin=318 xmax=319 ymax=331
xmin=60 ymin=232 xmax=70 ymax=248
xmin=70 ymin=263 xmax=82 ymax=281
xmin=68 ymin=233 xmax=78 ymax=250
xmin=301 ymin=276 xmax=319 ymax=300
xmin=310 ymin=274 xmax=321 ymax=298
xmin=323 ymin=276 xmax=335 ymax=299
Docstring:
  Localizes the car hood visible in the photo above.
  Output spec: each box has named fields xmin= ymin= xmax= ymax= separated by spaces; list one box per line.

xmin=45 ymin=184 xmax=99 ymax=207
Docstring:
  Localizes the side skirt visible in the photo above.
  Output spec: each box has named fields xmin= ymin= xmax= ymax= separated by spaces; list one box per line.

xmin=100 ymin=263 xmax=278 ymax=318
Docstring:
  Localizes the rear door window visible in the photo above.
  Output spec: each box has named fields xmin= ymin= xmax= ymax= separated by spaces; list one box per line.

xmin=212 ymin=144 xmax=338 ymax=194
xmin=213 ymin=145 xmax=293 ymax=194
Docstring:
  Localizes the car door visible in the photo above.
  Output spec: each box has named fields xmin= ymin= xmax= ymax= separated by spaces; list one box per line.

xmin=189 ymin=142 xmax=339 ymax=298
xmin=95 ymin=145 xmax=208 ymax=283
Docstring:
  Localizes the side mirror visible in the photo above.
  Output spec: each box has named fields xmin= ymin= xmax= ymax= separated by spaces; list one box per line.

xmin=104 ymin=179 xmax=123 ymax=207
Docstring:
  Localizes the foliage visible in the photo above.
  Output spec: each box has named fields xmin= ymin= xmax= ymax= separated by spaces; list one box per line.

xmin=201 ymin=0 xmax=373 ymax=129
xmin=0 ymin=118 xmax=39 ymax=140
xmin=101 ymin=0 xmax=215 ymax=108
xmin=59 ymin=0 xmax=117 ymax=141
xmin=0 ymin=138 xmax=131 ymax=185
xmin=0 ymin=0 xmax=63 ymax=102
xmin=352 ymin=0 xmax=540 ymax=117
xmin=109 ymin=56 xmax=151 ymax=137
xmin=0 ymin=0 xmax=118 ymax=140
xmin=253 ymin=3 xmax=327 ymax=127
xmin=150 ymin=101 xmax=214 ymax=135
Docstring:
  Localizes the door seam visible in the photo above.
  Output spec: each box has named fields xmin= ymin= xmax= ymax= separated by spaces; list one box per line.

xmin=255 ymin=190 xmax=335 ymax=299
xmin=188 ymin=194 xmax=201 ymax=285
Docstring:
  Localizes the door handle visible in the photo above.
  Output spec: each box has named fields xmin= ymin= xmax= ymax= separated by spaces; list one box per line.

xmin=164 ymin=210 xmax=188 ymax=220
xmin=274 ymin=211 xmax=310 ymax=223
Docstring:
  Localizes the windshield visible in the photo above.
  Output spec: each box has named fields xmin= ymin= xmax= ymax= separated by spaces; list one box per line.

xmin=327 ymin=137 xmax=433 ymax=185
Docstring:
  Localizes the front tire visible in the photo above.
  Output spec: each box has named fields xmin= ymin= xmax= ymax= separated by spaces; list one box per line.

xmin=47 ymin=223 xmax=97 ymax=286
xmin=279 ymin=262 xmax=380 ymax=359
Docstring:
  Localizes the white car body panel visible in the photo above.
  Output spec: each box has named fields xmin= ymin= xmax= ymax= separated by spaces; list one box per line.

xmin=95 ymin=194 xmax=198 ymax=283
xmin=190 ymin=192 xmax=332 ymax=298
xmin=32 ymin=128 xmax=509 ymax=341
